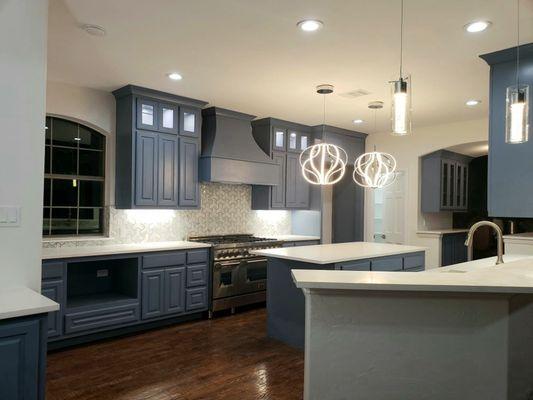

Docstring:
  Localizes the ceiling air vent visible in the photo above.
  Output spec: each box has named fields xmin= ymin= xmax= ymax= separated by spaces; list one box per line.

xmin=338 ymin=89 xmax=371 ymax=99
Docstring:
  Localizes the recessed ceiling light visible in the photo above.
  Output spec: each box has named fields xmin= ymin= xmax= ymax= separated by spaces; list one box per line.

xmin=464 ymin=21 xmax=491 ymax=33
xmin=297 ymin=19 xmax=323 ymax=32
xmin=167 ymin=72 xmax=183 ymax=81
xmin=352 ymin=119 xmax=364 ymax=124
xmin=81 ymin=24 xmax=106 ymax=37
xmin=466 ymin=99 xmax=481 ymax=106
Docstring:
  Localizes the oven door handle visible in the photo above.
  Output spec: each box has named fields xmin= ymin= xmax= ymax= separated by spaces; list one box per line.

xmin=246 ymin=258 xmax=267 ymax=264
xmin=215 ymin=261 xmax=241 ymax=269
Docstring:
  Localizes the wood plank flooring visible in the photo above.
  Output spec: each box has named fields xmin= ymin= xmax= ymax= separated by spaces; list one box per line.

xmin=46 ymin=308 xmax=304 ymax=400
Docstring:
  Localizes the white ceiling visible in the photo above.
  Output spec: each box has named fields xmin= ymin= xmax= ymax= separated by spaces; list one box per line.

xmin=446 ymin=141 xmax=489 ymax=157
xmin=47 ymin=0 xmax=533 ymax=133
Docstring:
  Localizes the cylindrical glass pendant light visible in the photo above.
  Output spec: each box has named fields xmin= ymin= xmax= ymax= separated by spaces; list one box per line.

xmin=505 ymin=0 xmax=529 ymax=144
xmin=300 ymin=85 xmax=348 ymax=185
xmin=390 ymin=0 xmax=412 ymax=136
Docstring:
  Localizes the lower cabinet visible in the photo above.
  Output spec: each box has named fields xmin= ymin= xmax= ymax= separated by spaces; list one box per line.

xmin=442 ymin=232 xmax=468 ymax=267
xmin=64 ymin=304 xmax=139 ymax=335
xmin=336 ymin=252 xmax=425 ymax=272
xmin=41 ymin=280 xmax=63 ymax=338
xmin=0 ymin=314 xmax=47 ymax=400
xmin=165 ymin=267 xmax=186 ymax=314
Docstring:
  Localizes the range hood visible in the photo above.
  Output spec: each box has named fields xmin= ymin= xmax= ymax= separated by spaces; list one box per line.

xmin=199 ymin=107 xmax=280 ymax=185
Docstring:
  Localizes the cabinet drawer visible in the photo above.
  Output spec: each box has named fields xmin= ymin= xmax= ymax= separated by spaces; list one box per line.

xmin=371 ymin=257 xmax=403 ymax=271
xmin=187 ymin=249 xmax=208 ymax=264
xmin=186 ymin=287 xmax=207 ymax=312
xmin=338 ymin=260 xmax=371 ymax=271
xmin=403 ymin=253 xmax=425 ymax=271
xmin=42 ymin=262 xmax=64 ymax=279
xmin=64 ymin=304 xmax=139 ymax=334
xmin=187 ymin=264 xmax=207 ymax=287
xmin=294 ymin=240 xmax=319 ymax=247
xmin=142 ymin=252 xmax=186 ymax=269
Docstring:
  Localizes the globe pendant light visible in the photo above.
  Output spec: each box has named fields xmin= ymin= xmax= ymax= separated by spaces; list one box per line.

xmin=505 ymin=0 xmax=529 ymax=144
xmin=390 ymin=0 xmax=412 ymax=136
xmin=353 ymin=102 xmax=397 ymax=189
xmin=300 ymin=85 xmax=348 ymax=185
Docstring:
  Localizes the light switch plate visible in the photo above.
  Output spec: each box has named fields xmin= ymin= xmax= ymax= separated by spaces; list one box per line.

xmin=0 ymin=206 xmax=20 ymax=227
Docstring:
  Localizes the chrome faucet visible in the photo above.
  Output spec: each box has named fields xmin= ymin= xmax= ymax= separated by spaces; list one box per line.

xmin=464 ymin=221 xmax=504 ymax=265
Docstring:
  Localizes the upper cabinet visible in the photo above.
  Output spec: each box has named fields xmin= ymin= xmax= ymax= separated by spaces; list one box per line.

xmin=480 ymin=45 xmax=533 ymax=218
xmin=421 ymin=150 xmax=472 ymax=213
xmin=113 ymin=85 xmax=207 ymax=209
xmin=251 ymin=118 xmax=313 ymax=210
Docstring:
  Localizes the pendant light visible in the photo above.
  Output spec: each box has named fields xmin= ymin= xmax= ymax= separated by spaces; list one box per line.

xmin=353 ymin=102 xmax=397 ymax=189
xmin=505 ymin=0 xmax=529 ymax=144
xmin=390 ymin=0 xmax=412 ymax=136
xmin=300 ymin=85 xmax=348 ymax=185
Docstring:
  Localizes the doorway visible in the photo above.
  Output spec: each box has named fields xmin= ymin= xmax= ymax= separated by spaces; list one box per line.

xmin=373 ymin=171 xmax=406 ymax=244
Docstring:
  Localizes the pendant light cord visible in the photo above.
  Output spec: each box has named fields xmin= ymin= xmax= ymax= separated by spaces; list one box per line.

xmin=322 ymin=93 xmax=326 ymax=135
xmin=399 ymin=0 xmax=404 ymax=78
xmin=516 ymin=0 xmax=520 ymax=87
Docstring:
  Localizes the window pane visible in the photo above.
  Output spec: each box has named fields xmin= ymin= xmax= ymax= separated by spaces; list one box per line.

xmin=52 ymin=178 xmax=78 ymax=206
xmin=45 ymin=116 xmax=51 ymax=145
xmin=43 ymin=207 xmax=51 ymax=235
xmin=79 ymin=150 xmax=104 ymax=177
xmin=300 ymin=135 xmax=308 ymax=150
xmin=79 ymin=180 xmax=103 ymax=207
xmin=44 ymin=178 xmax=51 ymax=207
xmin=275 ymin=130 xmax=284 ymax=148
xmin=50 ymin=208 xmax=77 ymax=235
xmin=162 ymin=108 xmax=174 ymax=129
xmin=77 ymin=125 xmax=104 ymax=150
xmin=52 ymin=118 xmax=79 ymax=147
xmin=44 ymin=145 xmax=51 ymax=173
xmin=78 ymin=208 xmax=104 ymax=235
xmin=52 ymin=147 xmax=77 ymax=175
xmin=183 ymin=112 xmax=195 ymax=132
xmin=289 ymin=132 xmax=297 ymax=149
xmin=141 ymin=104 xmax=154 ymax=126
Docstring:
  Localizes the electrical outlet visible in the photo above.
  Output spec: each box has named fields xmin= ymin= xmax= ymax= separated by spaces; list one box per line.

xmin=96 ymin=269 xmax=109 ymax=278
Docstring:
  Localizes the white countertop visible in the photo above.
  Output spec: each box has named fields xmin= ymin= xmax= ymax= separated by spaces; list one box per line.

xmin=292 ymin=254 xmax=533 ymax=294
xmin=252 ymin=242 xmax=426 ymax=264
xmin=42 ymin=240 xmax=211 ymax=260
xmin=270 ymin=234 xmax=321 ymax=242
xmin=0 ymin=287 xmax=59 ymax=320
xmin=416 ymin=229 xmax=469 ymax=236
xmin=503 ymin=232 xmax=533 ymax=242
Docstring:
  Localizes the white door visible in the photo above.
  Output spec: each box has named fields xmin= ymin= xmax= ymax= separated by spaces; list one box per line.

xmin=373 ymin=171 xmax=406 ymax=244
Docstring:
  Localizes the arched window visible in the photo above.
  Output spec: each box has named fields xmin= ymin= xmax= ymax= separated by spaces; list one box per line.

xmin=43 ymin=116 xmax=106 ymax=236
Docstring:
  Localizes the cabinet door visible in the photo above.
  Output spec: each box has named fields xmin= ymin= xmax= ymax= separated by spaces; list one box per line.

xmin=441 ymin=234 xmax=454 ymax=267
xmin=271 ymin=151 xmax=286 ymax=208
xmin=178 ymin=137 xmax=200 ymax=207
xmin=285 ymin=153 xmax=299 ymax=207
xmin=158 ymin=103 xmax=178 ymax=134
xmin=179 ymin=107 xmax=201 ymax=137
xmin=295 ymin=159 xmax=310 ymax=208
xmin=0 ymin=318 xmax=40 ymax=400
xmin=136 ymin=98 xmax=158 ymax=131
xmin=299 ymin=133 xmax=310 ymax=151
xmin=272 ymin=127 xmax=286 ymax=151
xmin=456 ymin=163 xmax=463 ymax=210
xmin=41 ymin=280 xmax=63 ymax=338
xmin=157 ymin=133 xmax=178 ymax=207
xmin=440 ymin=160 xmax=451 ymax=209
xmin=165 ymin=267 xmax=185 ymax=314
xmin=452 ymin=233 xmax=468 ymax=264
xmin=287 ymin=130 xmax=299 ymax=153
xmin=135 ymin=131 xmax=158 ymax=206
xmin=141 ymin=270 xmax=165 ymax=320
xmin=460 ymin=163 xmax=469 ymax=210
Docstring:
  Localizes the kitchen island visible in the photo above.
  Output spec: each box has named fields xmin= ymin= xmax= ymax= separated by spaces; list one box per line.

xmin=292 ymin=255 xmax=533 ymax=400
xmin=252 ymin=242 xmax=426 ymax=348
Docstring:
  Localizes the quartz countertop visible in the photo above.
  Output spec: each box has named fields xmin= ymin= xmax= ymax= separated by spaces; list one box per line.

xmin=416 ymin=229 xmax=469 ymax=236
xmin=252 ymin=242 xmax=426 ymax=264
xmin=292 ymin=254 xmax=533 ymax=294
xmin=0 ymin=287 xmax=59 ymax=320
xmin=42 ymin=241 xmax=211 ymax=260
xmin=269 ymin=234 xmax=321 ymax=242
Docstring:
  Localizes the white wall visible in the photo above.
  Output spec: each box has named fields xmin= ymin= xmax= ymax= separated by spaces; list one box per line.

xmin=365 ymin=118 xmax=488 ymax=268
xmin=46 ymin=81 xmax=116 ymax=205
xmin=0 ymin=0 xmax=48 ymax=291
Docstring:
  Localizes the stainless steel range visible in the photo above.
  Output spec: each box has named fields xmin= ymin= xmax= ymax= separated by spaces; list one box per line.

xmin=188 ymin=234 xmax=282 ymax=316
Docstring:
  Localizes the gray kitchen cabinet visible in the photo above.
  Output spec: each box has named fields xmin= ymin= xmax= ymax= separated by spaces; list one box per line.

xmin=41 ymin=280 xmax=63 ymax=338
xmin=441 ymin=232 xmax=468 ymax=267
xmin=142 ymin=270 xmax=165 ymax=320
xmin=0 ymin=315 xmax=48 ymax=400
xmin=421 ymin=150 xmax=472 ymax=213
xmin=251 ymin=118 xmax=312 ymax=210
xmin=335 ymin=252 xmax=425 ymax=272
xmin=165 ymin=267 xmax=186 ymax=314
xmin=114 ymin=85 xmax=207 ymax=209
xmin=178 ymin=137 xmax=200 ymax=207
xmin=481 ymin=45 xmax=533 ymax=217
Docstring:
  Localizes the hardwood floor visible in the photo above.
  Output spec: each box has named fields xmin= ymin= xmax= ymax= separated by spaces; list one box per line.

xmin=46 ymin=308 xmax=304 ymax=400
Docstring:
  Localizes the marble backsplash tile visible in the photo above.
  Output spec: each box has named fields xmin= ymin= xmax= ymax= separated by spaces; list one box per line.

xmin=43 ymin=183 xmax=292 ymax=248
